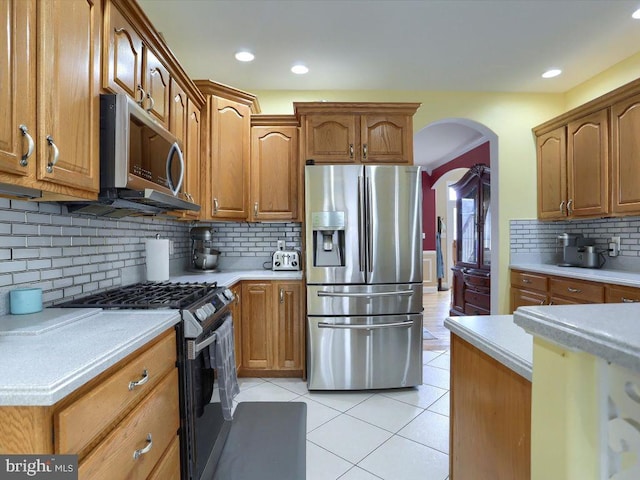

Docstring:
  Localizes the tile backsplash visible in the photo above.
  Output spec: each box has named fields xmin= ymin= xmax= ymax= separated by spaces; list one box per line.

xmin=510 ymin=217 xmax=640 ymax=270
xmin=0 ymin=198 xmax=301 ymax=314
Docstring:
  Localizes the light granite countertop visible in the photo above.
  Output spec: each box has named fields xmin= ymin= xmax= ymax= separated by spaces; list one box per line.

xmin=444 ymin=315 xmax=533 ymax=381
xmin=514 ymin=303 xmax=640 ymax=373
xmin=0 ymin=308 xmax=180 ymax=406
xmin=510 ymin=262 xmax=640 ymax=288
xmin=170 ymin=269 xmax=304 ymax=286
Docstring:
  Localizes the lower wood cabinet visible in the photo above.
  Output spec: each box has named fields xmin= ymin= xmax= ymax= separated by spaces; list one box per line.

xmin=450 ymin=333 xmax=531 ymax=480
xmin=229 ymin=282 xmax=243 ymax=372
xmin=511 ymin=268 xmax=640 ymax=312
xmin=0 ymin=329 xmax=179 ymax=479
xmin=239 ymin=280 xmax=304 ymax=377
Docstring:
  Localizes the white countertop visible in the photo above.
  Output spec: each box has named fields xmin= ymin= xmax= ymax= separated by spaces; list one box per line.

xmin=170 ymin=269 xmax=304 ymax=286
xmin=0 ymin=308 xmax=180 ymax=406
xmin=514 ymin=303 xmax=640 ymax=373
xmin=444 ymin=315 xmax=533 ymax=381
xmin=510 ymin=263 xmax=640 ymax=288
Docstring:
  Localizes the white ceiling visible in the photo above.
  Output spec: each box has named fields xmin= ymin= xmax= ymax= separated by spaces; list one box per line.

xmin=138 ymin=0 xmax=640 ymax=170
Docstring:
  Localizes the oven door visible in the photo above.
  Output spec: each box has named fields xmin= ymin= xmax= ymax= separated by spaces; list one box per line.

xmin=185 ymin=317 xmax=232 ymax=480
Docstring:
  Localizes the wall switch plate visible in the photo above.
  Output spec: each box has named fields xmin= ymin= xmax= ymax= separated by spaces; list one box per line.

xmin=609 ymin=236 xmax=620 ymax=257
xmin=277 ymin=240 xmax=285 ymax=251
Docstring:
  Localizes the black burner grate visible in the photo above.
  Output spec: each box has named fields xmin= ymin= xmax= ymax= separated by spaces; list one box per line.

xmin=58 ymin=281 xmax=218 ymax=309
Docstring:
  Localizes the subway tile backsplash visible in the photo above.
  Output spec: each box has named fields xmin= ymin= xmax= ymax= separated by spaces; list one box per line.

xmin=0 ymin=197 xmax=301 ymax=314
xmin=510 ymin=217 xmax=640 ymax=271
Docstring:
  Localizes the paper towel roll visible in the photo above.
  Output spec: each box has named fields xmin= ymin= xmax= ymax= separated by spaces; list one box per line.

xmin=145 ymin=238 xmax=170 ymax=281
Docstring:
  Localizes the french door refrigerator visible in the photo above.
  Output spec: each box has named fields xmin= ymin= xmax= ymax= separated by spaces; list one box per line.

xmin=305 ymin=164 xmax=423 ymax=390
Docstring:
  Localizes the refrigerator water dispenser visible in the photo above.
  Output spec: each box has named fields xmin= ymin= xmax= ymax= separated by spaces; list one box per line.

xmin=311 ymin=211 xmax=345 ymax=266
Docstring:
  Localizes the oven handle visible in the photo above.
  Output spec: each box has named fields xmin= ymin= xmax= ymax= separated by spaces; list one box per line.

xmin=318 ymin=320 xmax=414 ymax=330
xmin=188 ymin=333 xmax=218 ymax=360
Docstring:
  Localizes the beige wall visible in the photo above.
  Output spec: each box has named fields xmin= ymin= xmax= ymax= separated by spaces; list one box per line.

xmin=254 ymin=54 xmax=640 ymax=312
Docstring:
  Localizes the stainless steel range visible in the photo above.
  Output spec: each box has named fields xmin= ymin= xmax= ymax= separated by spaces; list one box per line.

xmin=59 ymin=281 xmax=236 ymax=480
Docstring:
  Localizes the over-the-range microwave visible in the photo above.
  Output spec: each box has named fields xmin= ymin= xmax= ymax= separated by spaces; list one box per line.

xmin=67 ymin=94 xmax=200 ymax=217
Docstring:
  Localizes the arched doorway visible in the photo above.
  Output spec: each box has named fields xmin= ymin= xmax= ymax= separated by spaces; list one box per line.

xmin=415 ymin=118 xmax=499 ymax=313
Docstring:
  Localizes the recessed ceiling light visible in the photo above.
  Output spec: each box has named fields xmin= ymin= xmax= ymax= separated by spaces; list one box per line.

xmin=542 ymin=69 xmax=562 ymax=79
xmin=633 ymin=8 xmax=640 ymax=19
xmin=291 ymin=64 xmax=309 ymax=75
xmin=235 ymin=51 xmax=254 ymax=62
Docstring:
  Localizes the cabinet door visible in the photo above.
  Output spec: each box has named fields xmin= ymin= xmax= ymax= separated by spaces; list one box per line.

xmin=229 ymin=283 xmax=242 ymax=372
xmin=0 ymin=0 xmax=35 ymax=179
xmin=611 ymin=93 xmax=640 ymax=214
xmin=103 ymin=1 xmax=144 ymax=102
xmin=605 ymin=284 xmax=640 ymax=304
xmin=144 ymin=47 xmax=170 ymax=127
xmin=360 ymin=114 xmax=412 ymax=164
xmin=275 ymin=282 xmax=304 ymax=371
xmin=250 ymin=126 xmax=298 ymax=221
xmin=450 ymin=267 xmax=465 ymax=316
xmin=241 ymin=282 xmax=274 ymax=370
xmin=511 ymin=288 xmax=547 ymax=313
xmin=183 ymin=99 xmax=201 ymax=219
xmin=37 ymin=0 xmax=100 ymax=193
xmin=169 ymin=79 xmax=187 ymax=142
xmin=536 ymin=127 xmax=567 ymax=219
xmin=210 ymin=97 xmax=250 ymax=219
xmin=303 ymin=114 xmax=358 ymax=163
xmin=567 ymin=109 xmax=609 ymax=217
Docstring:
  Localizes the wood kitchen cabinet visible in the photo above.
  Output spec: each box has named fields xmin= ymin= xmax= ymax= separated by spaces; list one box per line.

xmin=240 ymin=280 xmax=304 ymax=377
xmin=229 ymin=282 xmax=243 ymax=372
xmin=611 ymin=92 xmax=640 ymax=215
xmin=294 ymin=102 xmax=420 ymax=164
xmin=509 ymin=268 xmax=640 ymax=312
xmin=250 ymin=115 xmax=300 ymax=221
xmin=196 ymin=80 xmax=259 ymax=221
xmin=103 ymin=0 xmax=170 ymax=126
xmin=536 ymin=126 xmax=567 ymax=220
xmin=0 ymin=0 xmax=100 ymax=200
xmin=0 ymin=329 xmax=180 ymax=477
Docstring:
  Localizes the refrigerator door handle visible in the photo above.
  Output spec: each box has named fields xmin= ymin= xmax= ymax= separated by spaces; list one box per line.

xmin=366 ymin=176 xmax=373 ymax=273
xmin=317 ymin=290 xmax=414 ymax=298
xmin=318 ymin=320 xmax=414 ymax=330
xmin=358 ymin=175 xmax=366 ymax=272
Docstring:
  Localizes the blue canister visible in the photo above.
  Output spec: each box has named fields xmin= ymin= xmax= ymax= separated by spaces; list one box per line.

xmin=10 ymin=288 xmax=43 ymax=315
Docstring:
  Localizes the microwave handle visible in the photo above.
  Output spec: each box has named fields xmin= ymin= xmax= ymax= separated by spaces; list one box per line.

xmin=166 ymin=142 xmax=184 ymax=196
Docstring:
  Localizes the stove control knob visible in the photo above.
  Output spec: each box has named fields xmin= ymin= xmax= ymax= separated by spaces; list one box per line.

xmin=222 ymin=288 xmax=234 ymax=301
xmin=196 ymin=308 xmax=208 ymax=321
xmin=204 ymin=303 xmax=216 ymax=315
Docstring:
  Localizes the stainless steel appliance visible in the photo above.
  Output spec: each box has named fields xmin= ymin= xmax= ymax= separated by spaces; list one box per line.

xmin=272 ymin=249 xmax=301 ymax=271
xmin=58 ymin=282 xmax=236 ymax=480
xmin=557 ymin=233 xmax=603 ymax=268
xmin=67 ymin=94 xmax=200 ymax=217
xmin=190 ymin=226 xmax=220 ymax=271
xmin=305 ymin=164 xmax=423 ymax=390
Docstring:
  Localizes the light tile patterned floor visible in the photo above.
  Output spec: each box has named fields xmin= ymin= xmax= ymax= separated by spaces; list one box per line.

xmin=234 ymin=350 xmax=451 ymax=480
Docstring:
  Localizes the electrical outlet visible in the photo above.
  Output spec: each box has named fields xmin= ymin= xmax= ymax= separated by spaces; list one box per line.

xmin=609 ymin=236 xmax=620 ymax=257
xmin=169 ymin=240 xmax=174 ymax=255
xmin=277 ymin=240 xmax=285 ymax=251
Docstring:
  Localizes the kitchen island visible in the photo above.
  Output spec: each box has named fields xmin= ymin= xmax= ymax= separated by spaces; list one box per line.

xmin=444 ymin=314 xmax=532 ymax=480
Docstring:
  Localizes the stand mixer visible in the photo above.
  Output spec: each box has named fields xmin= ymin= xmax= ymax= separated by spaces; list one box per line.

xmin=190 ymin=226 xmax=220 ymax=271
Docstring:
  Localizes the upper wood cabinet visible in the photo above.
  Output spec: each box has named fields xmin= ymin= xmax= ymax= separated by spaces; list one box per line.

xmin=536 ymin=127 xmax=567 ymax=220
xmin=195 ymin=80 xmax=259 ymax=221
xmin=0 ymin=0 xmax=100 ymax=200
xmin=103 ymin=0 xmax=170 ymax=126
xmin=295 ymin=102 xmax=420 ymax=164
xmin=250 ymin=115 xmax=300 ymax=222
xmin=611 ymin=92 xmax=640 ymax=215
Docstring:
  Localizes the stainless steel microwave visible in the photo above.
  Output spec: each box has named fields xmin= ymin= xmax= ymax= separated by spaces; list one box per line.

xmin=98 ymin=94 xmax=200 ymax=214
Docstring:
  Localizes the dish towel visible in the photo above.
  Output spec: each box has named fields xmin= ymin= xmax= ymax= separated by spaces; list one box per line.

xmin=210 ymin=315 xmax=240 ymax=420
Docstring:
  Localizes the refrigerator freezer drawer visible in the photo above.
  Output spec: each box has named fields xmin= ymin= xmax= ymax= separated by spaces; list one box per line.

xmin=306 ymin=314 xmax=423 ymax=390
xmin=307 ymin=284 xmax=423 ymax=316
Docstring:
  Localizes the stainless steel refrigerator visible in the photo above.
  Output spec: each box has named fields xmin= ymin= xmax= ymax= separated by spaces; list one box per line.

xmin=305 ymin=164 xmax=423 ymax=390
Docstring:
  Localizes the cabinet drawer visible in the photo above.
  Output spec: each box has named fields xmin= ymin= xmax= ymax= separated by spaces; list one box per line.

xmin=464 ymin=289 xmax=490 ymax=310
xmin=606 ymin=285 xmax=640 ymax=304
xmin=549 ymin=278 xmax=604 ymax=303
xmin=78 ymin=369 xmax=179 ymax=480
xmin=510 ymin=270 xmax=547 ymax=292
xmin=511 ymin=289 xmax=547 ymax=312
xmin=148 ymin=435 xmax=181 ymax=480
xmin=462 ymin=271 xmax=490 ymax=292
xmin=56 ymin=330 xmax=176 ymax=455
xmin=464 ymin=302 xmax=490 ymax=316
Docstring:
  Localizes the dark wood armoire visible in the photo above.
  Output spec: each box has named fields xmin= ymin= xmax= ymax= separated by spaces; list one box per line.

xmin=450 ymin=164 xmax=491 ymax=316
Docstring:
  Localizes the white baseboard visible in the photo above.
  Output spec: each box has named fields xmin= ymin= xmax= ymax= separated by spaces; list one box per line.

xmin=422 ymin=286 xmax=438 ymax=293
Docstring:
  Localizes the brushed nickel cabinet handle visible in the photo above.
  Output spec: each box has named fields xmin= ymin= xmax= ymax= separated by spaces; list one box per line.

xmin=567 ymin=199 xmax=574 ymax=215
xmin=213 ymin=198 xmax=219 ymax=214
xmin=45 ymin=136 xmax=59 ymax=173
xmin=280 ymin=287 xmax=284 ymax=304
xmin=559 ymin=201 xmax=566 ymax=215
xmin=235 ymin=293 xmax=240 ymax=305
xmin=145 ymin=93 xmax=155 ymax=113
xmin=254 ymin=202 xmax=259 ymax=217
xmin=133 ymin=433 xmax=153 ymax=460
xmin=349 ymin=144 xmax=354 ymax=159
xmin=362 ymin=143 xmax=367 ymax=160
xmin=128 ymin=369 xmax=149 ymax=390
xmin=622 ymin=298 xmax=638 ymax=303
xmin=539 ymin=299 xmax=546 ymax=305
xmin=522 ymin=279 xmax=531 ymax=284
xmin=567 ymin=287 xmax=582 ymax=293
xmin=19 ymin=125 xmax=34 ymax=166
xmin=136 ymin=85 xmax=145 ymax=105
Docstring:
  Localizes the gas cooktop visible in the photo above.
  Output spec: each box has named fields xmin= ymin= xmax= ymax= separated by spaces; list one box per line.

xmin=58 ymin=281 xmax=219 ymax=310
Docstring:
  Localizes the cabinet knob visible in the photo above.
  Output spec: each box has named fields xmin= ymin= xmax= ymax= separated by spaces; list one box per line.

xmin=18 ymin=125 xmax=34 ymax=166
xmin=45 ymin=136 xmax=59 ymax=173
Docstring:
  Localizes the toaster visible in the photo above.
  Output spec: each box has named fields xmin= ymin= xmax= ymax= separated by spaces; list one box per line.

xmin=272 ymin=250 xmax=301 ymax=271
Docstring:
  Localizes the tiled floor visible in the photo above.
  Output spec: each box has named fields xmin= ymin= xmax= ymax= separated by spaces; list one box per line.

xmin=234 ymin=350 xmax=451 ymax=480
